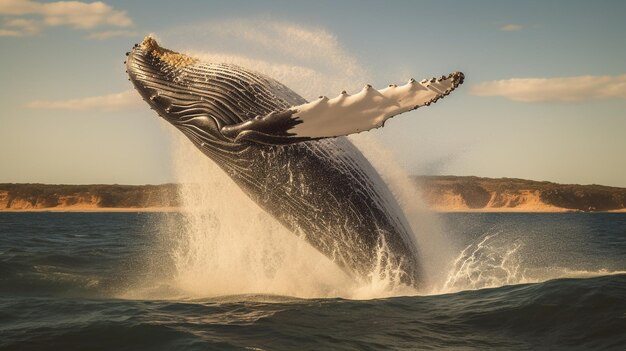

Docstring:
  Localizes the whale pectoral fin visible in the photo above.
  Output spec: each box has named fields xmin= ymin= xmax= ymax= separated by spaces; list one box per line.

xmin=221 ymin=72 xmax=464 ymax=145
xmin=220 ymin=109 xmax=308 ymax=145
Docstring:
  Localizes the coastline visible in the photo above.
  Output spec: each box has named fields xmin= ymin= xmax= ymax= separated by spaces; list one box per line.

xmin=0 ymin=206 xmax=180 ymax=213
xmin=2 ymin=177 xmax=624 ymax=213
xmin=1 ymin=207 xmax=624 ymax=213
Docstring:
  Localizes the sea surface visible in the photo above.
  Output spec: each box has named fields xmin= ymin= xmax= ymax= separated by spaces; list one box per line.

xmin=0 ymin=212 xmax=625 ymax=350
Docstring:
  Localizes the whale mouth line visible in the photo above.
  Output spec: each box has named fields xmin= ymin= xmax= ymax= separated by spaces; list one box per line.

xmin=125 ymin=37 xmax=205 ymax=127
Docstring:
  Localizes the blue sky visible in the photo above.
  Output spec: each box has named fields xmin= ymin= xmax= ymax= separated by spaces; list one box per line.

xmin=1 ymin=0 xmax=625 ymax=186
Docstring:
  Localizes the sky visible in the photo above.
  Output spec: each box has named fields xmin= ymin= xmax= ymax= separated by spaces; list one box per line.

xmin=1 ymin=0 xmax=625 ymax=187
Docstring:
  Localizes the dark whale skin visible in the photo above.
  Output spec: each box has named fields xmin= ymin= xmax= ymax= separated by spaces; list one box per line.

xmin=126 ymin=38 xmax=422 ymax=286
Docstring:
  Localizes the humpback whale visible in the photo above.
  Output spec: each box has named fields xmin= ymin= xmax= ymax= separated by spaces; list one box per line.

xmin=126 ymin=37 xmax=463 ymax=287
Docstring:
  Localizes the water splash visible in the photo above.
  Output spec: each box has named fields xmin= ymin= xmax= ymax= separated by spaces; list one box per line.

xmin=440 ymin=232 xmax=524 ymax=292
xmin=144 ymin=130 xmax=428 ymax=300
xmin=163 ymin=134 xmax=355 ymax=299
xmin=140 ymin=127 xmax=621 ymax=300
xmin=349 ymin=134 xmax=458 ymax=291
xmin=350 ymin=235 xmax=417 ymax=299
xmin=432 ymin=229 xmax=626 ymax=295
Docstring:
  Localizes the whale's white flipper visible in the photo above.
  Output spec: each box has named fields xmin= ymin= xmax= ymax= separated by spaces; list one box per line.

xmin=221 ymin=72 xmax=464 ymax=145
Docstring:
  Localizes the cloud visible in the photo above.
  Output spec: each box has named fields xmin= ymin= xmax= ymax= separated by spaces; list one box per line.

xmin=167 ymin=19 xmax=368 ymax=99
xmin=197 ymin=20 xmax=363 ymax=77
xmin=0 ymin=0 xmax=132 ymax=37
xmin=1 ymin=17 xmax=40 ymax=36
xmin=500 ymin=24 xmax=522 ymax=32
xmin=26 ymin=90 xmax=141 ymax=111
xmin=0 ymin=29 xmax=20 ymax=36
xmin=471 ymin=74 xmax=626 ymax=103
xmin=86 ymin=29 xmax=138 ymax=40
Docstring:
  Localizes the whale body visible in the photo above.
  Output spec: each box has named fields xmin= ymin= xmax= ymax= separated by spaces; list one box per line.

xmin=126 ymin=37 xmax=464 ymax=287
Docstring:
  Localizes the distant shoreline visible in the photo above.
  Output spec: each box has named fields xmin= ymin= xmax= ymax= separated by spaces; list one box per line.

xmin=1 ymin=176 xmax=625 ymax=213
xmin=0 ymin=207 xmax=180 ymax=213
xmin=2 ymin=207 xmax=625 ymax=214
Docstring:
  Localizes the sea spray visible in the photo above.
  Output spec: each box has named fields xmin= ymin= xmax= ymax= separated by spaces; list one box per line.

xmin=349 ymin=133 xmax=460 ymax=293
xmin=441 ymin=232 xmax=525 ymax=292
xmin=167 ymin=131 xmax=354 ymax=298
xmin=157 ymin=127 xmax=459 ymax=299
xmin=136 ymin=143 xmax=625 ymax=299
xmin=433 ymin=215 xmax=626 ymax=294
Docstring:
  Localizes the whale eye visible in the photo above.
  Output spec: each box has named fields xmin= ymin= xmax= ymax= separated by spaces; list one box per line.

xmin=150 ymin=94 xmax=170 ymax=109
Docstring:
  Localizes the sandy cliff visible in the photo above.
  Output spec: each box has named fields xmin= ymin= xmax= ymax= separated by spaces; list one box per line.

xmin=0 ymin=184 xmax=180 ymax=212
xmin=1 ymin=177 xmax=625 ymax=212
xmin=415 ymin=176 xmax=626 ymax=212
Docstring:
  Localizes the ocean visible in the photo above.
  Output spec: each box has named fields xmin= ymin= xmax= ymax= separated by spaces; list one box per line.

xmin=0 ymin=212 xmax=624 ymax=350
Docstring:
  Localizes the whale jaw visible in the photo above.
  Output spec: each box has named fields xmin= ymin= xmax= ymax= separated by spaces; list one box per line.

xmin=126 ymin=37 xmax=207 ymax=128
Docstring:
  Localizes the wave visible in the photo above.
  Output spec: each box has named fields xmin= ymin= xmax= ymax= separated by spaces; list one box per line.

xmin=2 ymin=274 xmax=625 ymax=350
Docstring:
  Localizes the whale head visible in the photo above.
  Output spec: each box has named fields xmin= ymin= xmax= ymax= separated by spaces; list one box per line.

xmin=125 ymin=36 xmax=306 ymax=148
xmin=125 ymin=37 xmax=211 ymax=126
